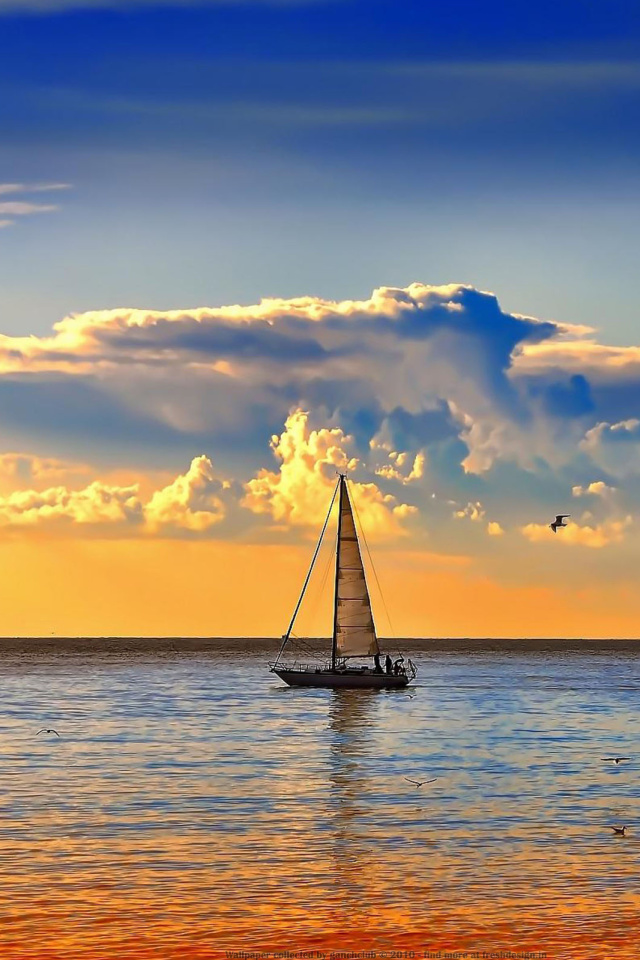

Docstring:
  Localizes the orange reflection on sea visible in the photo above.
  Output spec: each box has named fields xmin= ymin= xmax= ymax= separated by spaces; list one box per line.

xmin=0 ymin=641 xmax=638 ymax=959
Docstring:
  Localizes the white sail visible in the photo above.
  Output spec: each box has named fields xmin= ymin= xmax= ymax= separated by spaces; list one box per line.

xmin=335 ymin=480 xmax=380 ymax=658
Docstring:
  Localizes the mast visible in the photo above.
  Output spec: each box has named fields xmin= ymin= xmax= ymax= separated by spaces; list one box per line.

xmin=331 ymin=473 xmax=345 ymax=671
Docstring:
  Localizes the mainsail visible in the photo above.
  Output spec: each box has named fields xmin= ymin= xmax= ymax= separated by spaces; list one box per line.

xmin=334 ymin=478 xmax=380 ymax=658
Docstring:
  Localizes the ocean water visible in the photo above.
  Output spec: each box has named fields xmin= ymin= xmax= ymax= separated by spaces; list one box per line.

xmin=0 ymin=638 xmax=638 ymax=959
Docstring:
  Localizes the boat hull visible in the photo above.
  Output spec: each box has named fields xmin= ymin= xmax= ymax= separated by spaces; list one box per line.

xmin=273 ymin=667 xmax=410 ymax=689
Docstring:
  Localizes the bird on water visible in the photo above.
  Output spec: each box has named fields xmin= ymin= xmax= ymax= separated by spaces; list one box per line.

xmin=611 ymin=826 xmax=626 ymax=836
xmin=404 ymin=777 xmax=438 ymax=788
xmin=601 ymin=757 xmax=631 ymax=764
xmin=36 ymin=729 xmax=60 ymax=737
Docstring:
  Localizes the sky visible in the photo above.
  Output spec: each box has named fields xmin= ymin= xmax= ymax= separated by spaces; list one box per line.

xmin=2 ymin=0 xmax=640 ymax=636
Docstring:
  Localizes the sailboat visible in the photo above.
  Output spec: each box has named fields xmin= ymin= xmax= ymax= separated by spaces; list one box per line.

xmin=270 ymin=473 xmax=417 ymax=689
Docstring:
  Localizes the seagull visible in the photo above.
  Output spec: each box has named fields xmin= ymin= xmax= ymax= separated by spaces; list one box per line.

xmin=36 ymin=729 xmax=60 ymax=737
xmin=602 ymin=757 xmax=631 ymax=764
xmin=611 ymin=825 xmax=626 ymax=836
xmin=404 ymin=777 xmax=438 ymax=788
xmin=549 ymin=514 xmax=570 ymax=533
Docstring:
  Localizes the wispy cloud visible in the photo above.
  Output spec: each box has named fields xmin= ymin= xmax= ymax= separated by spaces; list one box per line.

xmin=0 ymin=201 xmax=59 ymax=215
xmin=0 ymin=182 xmax=70 ymax=195
xmin=0 ymin=181 xmax=71 ymax=227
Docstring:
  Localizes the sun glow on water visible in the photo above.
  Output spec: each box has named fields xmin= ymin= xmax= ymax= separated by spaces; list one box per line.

xmin=0 ymin=641 xmax=638 ymax=958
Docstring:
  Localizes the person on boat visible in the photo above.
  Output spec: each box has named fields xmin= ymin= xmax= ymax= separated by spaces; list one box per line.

xmin=385 ymin=654 xmax=393 ymax=674
xmin=373 ymin=653 xmax=383 ymax=674
xmin=393 ymin=656 xmax=405 ymax=676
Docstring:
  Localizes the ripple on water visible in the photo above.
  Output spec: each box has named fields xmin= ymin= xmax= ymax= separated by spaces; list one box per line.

xmin=0 ymin=643 xmax=638 ymax=958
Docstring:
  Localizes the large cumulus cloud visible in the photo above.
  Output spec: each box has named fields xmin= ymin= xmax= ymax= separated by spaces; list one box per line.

xmin=4 ymin=281 xmax=640 ymax=559
xmin=0 ymin=283 xmax=558 ymax=472
xmin=0 ymin=408 xmax=415 ymax=540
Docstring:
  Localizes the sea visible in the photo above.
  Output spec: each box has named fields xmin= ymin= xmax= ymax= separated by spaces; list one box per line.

xmin=0 ymin=637 xmax=638 ymax=960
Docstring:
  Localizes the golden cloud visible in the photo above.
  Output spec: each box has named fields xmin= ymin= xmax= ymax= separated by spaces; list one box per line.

xmin=0 ymin=456 xmax=228 ymax=537
xmin=146 ymin=455 xmax=227 ymax=532
xmin=571 ymin=480 xmax=616 ymax=498
xmin=520 ymin=517 xmax=632 ymax=548
xmin=374 ymin=450 xmax=426 ymax=485
xmin=0 ymin=480 xmax=143 ymax=529
xmin=243 ymin=409 xmax=416 ymax=538
xmin=453 ymin=500 xmax=485 ymax=521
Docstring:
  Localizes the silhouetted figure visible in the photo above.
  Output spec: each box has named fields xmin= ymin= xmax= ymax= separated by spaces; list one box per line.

xmin=385 ymin=654 xmax=393 ymax=675
xmin=373 ymin=653 xmax=383 ymax=674
xmin=612 ymin=825 xmax=626 ymax=836
xmin=393 ymin=657 xmax=404 ymax=676
xmin=602 ymin=757 xmax=631 ymax=764
xmin=549 ymin=514 xmax=570 ymax=533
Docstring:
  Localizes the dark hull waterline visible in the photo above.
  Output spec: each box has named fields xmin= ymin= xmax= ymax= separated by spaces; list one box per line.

xmin=273 ymin=667 xmax=411 ymax=689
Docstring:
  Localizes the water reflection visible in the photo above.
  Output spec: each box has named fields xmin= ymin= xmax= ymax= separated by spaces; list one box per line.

xmin=327 ymin=690 xmax=376 ymax=914
xmin=0 ymin=646 xmax=639 ymax=957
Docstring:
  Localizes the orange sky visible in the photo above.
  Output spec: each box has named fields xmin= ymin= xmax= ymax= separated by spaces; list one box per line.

xmin=1 ymin=537 xmax=639 ymax=638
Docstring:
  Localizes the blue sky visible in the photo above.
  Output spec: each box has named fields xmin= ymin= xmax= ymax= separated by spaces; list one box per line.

xmin=1 ymin=0 xmax=640 ymax=340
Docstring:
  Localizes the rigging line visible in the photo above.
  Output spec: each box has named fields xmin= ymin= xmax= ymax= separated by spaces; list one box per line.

xmin=282 ymin=627 xmax=330 ymax=662
xmin=288 ymin=624 xmax=328 ymax=653
xmin=288 ymin=635 xmax=326 ymax=657
xmin=303 ymin=536 xmax=335 ymax=639
xmin=350 ymin=482 xmax=397 ymax=644
xmin=274 ymin=477 xmax=340 ymax=667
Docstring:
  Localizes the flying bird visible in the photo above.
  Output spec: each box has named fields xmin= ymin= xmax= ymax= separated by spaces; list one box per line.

xmin=36 ymin=729 xmax=60 ymax=737
xmin=611 ymin=825 xmax=626 ymax=836
xmin=549 ymin=514 xmax=570 ymax=533
xmin=404 ymin=777 xmax=438 ymax=788
xmin=602 ymin=757 xmax=631 ymax=764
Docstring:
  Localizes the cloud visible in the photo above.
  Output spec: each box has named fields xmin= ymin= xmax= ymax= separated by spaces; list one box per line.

xmin=0 ymin=282 xmax=554 ymax=372
xmin=572 ymin=480 xmax=615 ymax=498
xmin=0 ymin=451 xmax=91 ymax=488
xmin=453 ymin=500 xmax=485 ymax=522
xmin=0 ymin=455 xmax=232 ymax=536
xmin=243 ymin=408 xmax=416 ymax=537
xmin=0 ymin=480 xmax=144 ymax=531
xmin=0 ymin=408 xmax=417 ymax=541
xmin=520 ymin=516 xmax=632 ymax=548
xmin=146 ymin=455 xmax=228 ymax=532
xmin=0 ymin=283 xmax=561 ymax=478
xmin=486 ymin=521 xmax=504 ymax=536
xmin=0 ymin=202 xmax=58 ymax=216
xmin=0 ymin=182 xmax=70 ymax=195
xmin=578 ymin=419 xmax=640 ymax=479
xmin=7 ymin=279 xmax=640 ymax=561
xmin=0 ymin=182 xmax=70 ymax=227
xmin=374 ymin=450 xmax=426 ymax=485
